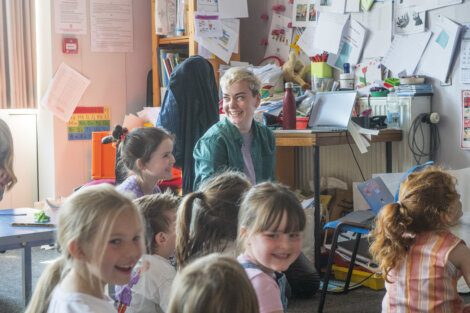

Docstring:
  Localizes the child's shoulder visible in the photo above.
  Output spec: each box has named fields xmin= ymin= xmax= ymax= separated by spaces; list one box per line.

xmin=48 ymin=287 xmax=115 ymax=313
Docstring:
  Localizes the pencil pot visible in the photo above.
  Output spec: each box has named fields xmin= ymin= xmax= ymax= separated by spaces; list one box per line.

xmin=311 ymin=62 xmax=332 ymax=78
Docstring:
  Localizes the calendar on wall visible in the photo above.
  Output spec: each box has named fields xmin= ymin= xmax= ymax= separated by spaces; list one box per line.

xmin=460 ymin=26 xmax=470 ymax=84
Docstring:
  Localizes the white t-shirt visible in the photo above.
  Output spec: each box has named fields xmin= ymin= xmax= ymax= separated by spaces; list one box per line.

xmin=128 ymin=254 xmax=176 ymax=313
xmin=47 ymin=286 xmax=115 ymax=313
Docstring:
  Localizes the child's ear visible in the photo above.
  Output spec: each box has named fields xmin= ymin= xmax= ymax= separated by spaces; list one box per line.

xmin=68 ymin=240 xmax=86 ymax=260
xmin=155 ymin=232 xmax=166 ymax=246
xmin=239 ymin=226 xmax=248 ymax=238
xmin=136 ymin=158 xmax=145 ymax=170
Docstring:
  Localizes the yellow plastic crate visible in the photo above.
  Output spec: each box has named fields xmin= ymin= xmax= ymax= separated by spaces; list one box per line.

xmin=332 ymin=264 xmax=385 ymax=290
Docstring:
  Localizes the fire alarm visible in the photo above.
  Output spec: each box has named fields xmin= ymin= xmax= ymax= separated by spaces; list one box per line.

xmin=62 ymin=38 xmax=78 ymax=54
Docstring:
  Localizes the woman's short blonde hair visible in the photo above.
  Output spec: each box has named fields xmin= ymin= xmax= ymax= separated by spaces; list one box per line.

xmin=168 ymin=253 xmax=259 ymax=313
xmin=220 ymin=67 xmax=261 ymax=96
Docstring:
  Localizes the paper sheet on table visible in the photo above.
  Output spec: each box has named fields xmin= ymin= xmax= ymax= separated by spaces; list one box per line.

xmin=348 ymin=121 xmax=374 ymax=154
xmin=382 ymin=31 xmax=432 ymax=77
xmin=394 ymin=3 xmax=426 ymax=35
xmin=41 ymin=63 xmax=90 ymax=122
xmin=292 ymin=0 xmax=318 ymax=28
xmin=317 ymin=0 xmax=346 ymax=14
xmin=218 ymin=0 xmax=248 ymax=19
xmin=264 ymin=14 xmax=293 ymax=61
xmin=417 ymin=14 xmax=462 ymax=82
xmin=460 ymin=26 xmax=470 ymax=84
xmin=327 ymin=18 xmax=366 ymax=69
xmin=313 ymin=12 xmax=349 ymax=54
xmin=196 ymin=20 xmax=238 ymax=63
xmin=352 ymin=1 xmax=392 ymax=58
xmin=346 ymin=0 xmax=360 ymax=12
xmin=194 ymin=13 xmax=223 ymax=38
xmin=398 ymin=0 xmax=462 ymax=12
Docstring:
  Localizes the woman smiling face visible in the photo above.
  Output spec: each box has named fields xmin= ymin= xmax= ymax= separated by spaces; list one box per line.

xmin=222 ymin=80 xmax=260 ymax=134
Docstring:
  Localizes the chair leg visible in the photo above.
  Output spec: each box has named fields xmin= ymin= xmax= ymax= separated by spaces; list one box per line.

xmin=317 ymin=227 xmax=342 ymax=313
xmin=342 ymin=233 xmax=362 ymax=293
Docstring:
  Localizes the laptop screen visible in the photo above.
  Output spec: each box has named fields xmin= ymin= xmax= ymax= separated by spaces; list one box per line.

xmin=308 ymin=91 xmax=357 ymax=129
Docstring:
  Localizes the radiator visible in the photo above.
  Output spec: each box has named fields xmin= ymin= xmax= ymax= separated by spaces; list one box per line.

xmin=294 ymin=96 xmax=432 ymax=191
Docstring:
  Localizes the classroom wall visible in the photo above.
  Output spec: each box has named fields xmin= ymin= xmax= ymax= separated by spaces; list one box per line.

xmin=45 ymin=0 xmax=152 ymax=198
xmin=242 ymin=0 xmax=470 ymax=171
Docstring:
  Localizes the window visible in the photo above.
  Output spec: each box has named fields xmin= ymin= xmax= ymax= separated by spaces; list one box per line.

xmin=0 ymin=0 xmax=37 ymax=109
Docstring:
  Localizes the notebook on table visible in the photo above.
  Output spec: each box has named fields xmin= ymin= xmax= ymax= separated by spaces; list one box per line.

xmin=307 ymin=91 xmax=357 ymax=132
xmin=337 ymin=176 xmax=394 ymax=227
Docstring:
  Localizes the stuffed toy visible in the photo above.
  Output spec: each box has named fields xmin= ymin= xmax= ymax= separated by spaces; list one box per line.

xmin=282 ymin=51 xmax=310 ymax=90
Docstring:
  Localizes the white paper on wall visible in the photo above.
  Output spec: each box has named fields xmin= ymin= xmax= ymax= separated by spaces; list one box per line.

xmin=197 ymin=0 xmax=218 ymax=13
xmin=398 ymin=0 xmax=462 ymax=12
xmin=154 ymin=0 xmax=176 ymax=35
xmin=351 ymin=1 xmax=392 ymax=59
xmin=196 ymin=20 xmax=238 ymax=63
xmin=292 ymin=0 xmax=318 ymax=28
xmin=194 ymin=12 xmax=223 ymax=38
xmin=417 ymin=14 xmax=462 ymax=82
xmin=218 ymin=0 xmax=248 ymax=19
xmin=382 ymin=31 xmax=432 ymax=76
xmin=460 ymin=25 xmax=470 ymax=84
xmin=41 ymin=63 xmax=90 ymax=122
xmin=393 ymin=2 xmax=426 ymax=35
xmin=327 ymin=18 xmax=366 ymax=69
xmin=264 ymin=14 xmax=293 ymax=62
xmin=54 ymin=0 xmax=87 ymax=34
xmin=313 ymin=12 xmax=349 ymax=54
xmin=317 ymin=0 xmax=346 ymax=14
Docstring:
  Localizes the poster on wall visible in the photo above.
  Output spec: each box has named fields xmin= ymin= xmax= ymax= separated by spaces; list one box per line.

xmin=393 ymin=3 xmax=426 ymax=35
xmin=67 ymin=107 xmax=111 ymax=140
xmin=316 ymin=0 xmax=346 ymax=14
xmin=461 ymin=90 xmax=470 ymax=149
xmin=292 ymin=0 xmax=317 ymax=28
xmin=264 ymin=14 xmax=293 ymax=62
xmin=54 ymin=0 xmax=87 ymax=34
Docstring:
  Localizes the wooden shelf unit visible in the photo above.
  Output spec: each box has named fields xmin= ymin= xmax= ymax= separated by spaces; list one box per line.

xmin=151 ymin=0 xmax=239 ymax=106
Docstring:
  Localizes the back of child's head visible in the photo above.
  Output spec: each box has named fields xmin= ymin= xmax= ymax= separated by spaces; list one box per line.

xmin=167 ymin=253 xmax=259 ymax=313
xmin=175 ymin=171 xmax=251 ymax=268
xmin=25 ymin=184 xmax=142 ymax=313
xmin=370 ymin=166 xmax=461 ymax=279
xmin=134 ymin=191 xmax=180 ymax=254
xmin=0 ymin=118 xmax=17 ymax=191
xmin=119 ymin=126 xmax=173 ymax=176
xmin=238 ymin=182 xmax=306 ymax=249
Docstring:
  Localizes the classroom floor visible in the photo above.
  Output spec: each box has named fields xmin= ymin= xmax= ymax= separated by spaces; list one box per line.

xmin=0 ymin=247 xmax=468 ymax=313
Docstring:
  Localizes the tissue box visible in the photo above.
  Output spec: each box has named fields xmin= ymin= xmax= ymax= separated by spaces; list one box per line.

xmin=311 ymin=62 xmax=332 ymax=78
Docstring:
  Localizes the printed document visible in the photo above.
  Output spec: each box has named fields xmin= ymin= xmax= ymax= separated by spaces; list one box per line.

xmin=327 ymin=18 xmax=366 ymax=69
xmin=313 ymin=12 xmax=349 ymax=54
xmin=54 ymin=0 xmax=87 ymax=34
xmin=417 ymin=14 xmax=461 ymax=82
xmin=382 ymin=31 xmax=432 ymax=76
xmin=41 ymin=63 xmax=90 ymax=122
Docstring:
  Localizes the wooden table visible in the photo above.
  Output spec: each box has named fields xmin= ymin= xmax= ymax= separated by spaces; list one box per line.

xmin=274 ymin=129 xmax=402 ymax=272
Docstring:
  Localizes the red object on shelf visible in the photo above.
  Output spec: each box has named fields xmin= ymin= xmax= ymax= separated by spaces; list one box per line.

xmin=282 ymin=82 xmax=296 ymax=130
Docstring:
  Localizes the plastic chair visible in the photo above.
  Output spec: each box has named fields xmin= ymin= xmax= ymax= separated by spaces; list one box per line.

xmin=318 ymin=220 xmax=371 ymax=313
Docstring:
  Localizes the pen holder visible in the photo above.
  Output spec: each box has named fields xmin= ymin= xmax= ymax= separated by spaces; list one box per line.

xmin=311 ymin=62 xmax=332 ymax=78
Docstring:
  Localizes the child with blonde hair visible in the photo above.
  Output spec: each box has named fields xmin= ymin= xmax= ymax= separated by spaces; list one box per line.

xmin=25 ymin=184 xmax=144 ymax=313
xmin=168 ymin=253 xmax=259 ymax=313
xmin=370 ymin=166 xmax=470 ymax=313
xmin=116 ymin=127 xmax=175 ymax=199
xmin=238 ymin=182 xmax=306 ymax=313
xmin=175 ymin=170 xmax=251 ymax=268
xmin=0 ymin=118 xmax=17 ymax=200
xmin=116 ymin=191 xmax=180 ymax=313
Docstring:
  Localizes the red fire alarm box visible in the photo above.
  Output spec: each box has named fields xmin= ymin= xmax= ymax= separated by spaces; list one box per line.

xmin=62 ymin=38 xmax=78 ymax=54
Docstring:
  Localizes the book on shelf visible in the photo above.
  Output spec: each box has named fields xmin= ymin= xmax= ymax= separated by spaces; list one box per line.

xmin=396 ymin=83 xmax=433 ymax=96
xmin=157 ymin=47 xmax=188 ymax=87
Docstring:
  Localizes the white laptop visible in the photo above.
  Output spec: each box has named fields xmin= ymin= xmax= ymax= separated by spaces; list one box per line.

xmin=307 ymin=91 xmax=357 ymax=132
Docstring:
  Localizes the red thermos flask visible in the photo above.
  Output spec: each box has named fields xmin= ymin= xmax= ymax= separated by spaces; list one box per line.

xmin=282 ymin=82 xmax=296 ymax=130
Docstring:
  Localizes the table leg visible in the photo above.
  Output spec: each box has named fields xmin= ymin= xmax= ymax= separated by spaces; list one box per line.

xmin=386 ymin=141 xmax=392 ymax=173
xmin=22 ymin=245 xmax=32 ymax=306
xmin=314 ymin=146 xmax=321 ymax=273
